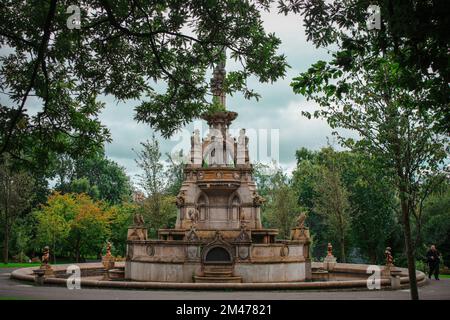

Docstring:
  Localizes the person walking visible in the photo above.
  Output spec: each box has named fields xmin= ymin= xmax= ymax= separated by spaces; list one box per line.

xmin=426 ymin=245 xmax=441 ymax=280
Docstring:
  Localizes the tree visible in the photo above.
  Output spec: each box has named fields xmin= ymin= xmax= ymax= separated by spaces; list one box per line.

xmin=255 ymin=163 xmax=301 ymax=239
xmin=165 ymin=150 xmax=186 ymax=196
xmin=291 ymin=24 xmax=448 ymax=301
xmin=313 ymin=165 xmax=351 ymax=262
xmin=134 ymin=135 xmax=179 ymax=237
xmin=278 ymin=0 xmax=450 ymax=132
xmin=341 ymin=152 xmax=398 ymax=264
xmin=0 ymin=158 xmax=34 ymax=263
xmin=265 ymin=183 xmax=301 ymax=240
xmin=0 ymin=1 xmax=288 ymax=171
xmin=135 ymin=135 xmax=166 ymax=197
xmin=68 ymin=178 xmax=100 ymax=200
xmin=140 ymin=195 xmax=178 ymax=238
xmin=109 ymin=202 xmax=136 ymax=257
xmin=34 ymin=192 xmax=111 ymax=262
xmin=422 ymin=182 xmax=450 ymax=267
xmin=34 ymin=194 xmax=71 ymax=263
xmin=293 ymin=147 xmax=399 ymax=263
xmin=67 ymin=194 xmax=111 ymax=262
xmin=53 ymin=152 xmax=132 ymax=204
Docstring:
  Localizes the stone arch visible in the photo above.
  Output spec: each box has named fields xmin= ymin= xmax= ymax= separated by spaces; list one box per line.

xmin=202 ymin=245 xmax=234 ymax=264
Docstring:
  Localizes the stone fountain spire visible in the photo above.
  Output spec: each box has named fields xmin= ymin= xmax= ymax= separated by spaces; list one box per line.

xmin=210 ymin=47 xmax=227 ymax=108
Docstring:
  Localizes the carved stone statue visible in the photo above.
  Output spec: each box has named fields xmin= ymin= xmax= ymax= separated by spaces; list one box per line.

xmin=105 ymin=241 xmax=112 ymax=257
xmin=39 ymin=246 xmax=54 ymax=276
xmin=193 ymin=129 xmax=201 ymax=146
xmin=385 ymin=247 xmax=394 ymax=266
xmin=133 ymin=213 xmax=145 ymax=226
xmin=186 ymin=225 xmax=199 ymax=241
xmin=236 ymin=223 xmax=251 ymax=242
xmin=252 ymin=192 xmax=265 ymax=206
xmin=296 ymin=212 xmax=307 ymax=229
xmin=176 ymin=191 xmax=186 ymax=207
xmin=102 ymin=241 xmax=115 ymax=271
xmin=327 ymin=243 xmax=333 ymax=257
xmin=188 ymin=206 xmax=199 ymax=225
xmin=41 ymin=246 xmax=50 ymax=266
xmin=323 ymin=242 xmax=336 ymax=271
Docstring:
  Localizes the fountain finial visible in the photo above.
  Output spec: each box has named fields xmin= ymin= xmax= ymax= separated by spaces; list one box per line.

xmin=210 ymin=47 xmax=227 ymax=108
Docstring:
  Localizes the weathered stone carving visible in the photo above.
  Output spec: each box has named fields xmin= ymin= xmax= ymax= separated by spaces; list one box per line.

xmin=176 ymin=190 xmax=186 ymax=207
xmin=280 ymin=245 xmax=289 ymax=257
xmin=296 ymin=212 xmax=307 ymax=229
xmin=238 ymin=246 xmax=250 ymax=260
xmin=385 ymin=247 xmax=394 ymax=267
xmin=133 ymin=213 xmax=145 ymax=226
xmin=186 ymin=225 xmax=199 ymax=241
xmin=323 ymin=242 xmax=337 ymax=271
xmin=102 ymin=241 xmax=115 ymax=270
xmin=252 ymin=192 xmax=265 ymax=206
xmin=41 ymin=246 xmax=50 ymax=266
xmin=39 ymin=246 xmax=54 ymax=276
xmin=235 ymin=224 xmax=251 ymax=242
xmin=146 ymin=245 xmax=154 ymax=256
xmin=188 ymin=206 xmax=199 ymax=225
xmin=327 ymin=242 xmax=333 ymax=257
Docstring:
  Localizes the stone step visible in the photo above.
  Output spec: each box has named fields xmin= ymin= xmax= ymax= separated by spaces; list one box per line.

xmin=194 ymin=275 xmax=242 ymax=283
xmin=203 ymin=270 xmax=234 ymax=277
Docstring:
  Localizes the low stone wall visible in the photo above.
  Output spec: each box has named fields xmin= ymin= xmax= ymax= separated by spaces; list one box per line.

xmin=11 ymin=262 xmax=426 ymax=291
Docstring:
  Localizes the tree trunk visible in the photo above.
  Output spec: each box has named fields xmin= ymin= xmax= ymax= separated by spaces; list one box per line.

xmin=3 ymin=222 xmax=8 ymax=264
xmin=52 ymin=235 xmax=56 ymax=264
xmin=369 ymin=250 xmax=377 ymax=265
xmin=401 ymin=197 xmax=419 ymax=300
xmin=75 ymin=238 xmax=80 ymax=263
xmin=340 ymin=236 xmax=346 ymax=263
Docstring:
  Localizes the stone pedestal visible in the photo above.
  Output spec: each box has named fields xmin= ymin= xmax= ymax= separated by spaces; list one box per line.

xmin=323 ymin=255 xmax=337 ymax=271
xmin=290 ymin=227 xmax=310 ymax=240
xmin=127 ymin=226 xmax=148 ymax=241
xmin=40 ymin=264 xmax=54 ymax=277
xmin=391 ymin=275 xmax=401 ymax=289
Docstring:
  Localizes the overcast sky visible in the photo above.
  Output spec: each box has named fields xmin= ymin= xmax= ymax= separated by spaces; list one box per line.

xmin=98 ymin=8 xmax=345 ymax=181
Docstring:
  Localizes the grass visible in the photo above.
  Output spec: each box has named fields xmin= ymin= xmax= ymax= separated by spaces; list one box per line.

xmin=439 ymin=274 xmax=450 ymax=279
xmin=0 ymin=263 xmax=40 ymax=268
xmin=0 ymin=296 xmax=30 ymax=300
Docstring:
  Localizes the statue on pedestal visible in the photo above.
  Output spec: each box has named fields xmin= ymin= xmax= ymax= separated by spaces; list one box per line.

xmin=39 ymin=246 xmax=54 ymax=276
xmin=102 ymin=241 xmax=115 ymax=271
xmin=133 ymin=213 xmax=145 ymax=226
xmin=323 ymin=242 xmax=337 ymax=271
xmin=385 ymin=247 xmax=394 ymax=267
xmin=41 ymin=246 xmax=50 ymax=266
xmin=127 ymin=213 xmax=148 ymax=240
xmin=327 ymin=243 xmax=333 ymax=257
xmin=296 ymin=212 xmax=307 ymax=229
xmin=291 ymin=211 xmax=310 ymax=240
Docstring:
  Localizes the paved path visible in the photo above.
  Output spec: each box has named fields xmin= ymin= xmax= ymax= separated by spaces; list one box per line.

xmin=0 ymin=268 xmax=448 ymax=300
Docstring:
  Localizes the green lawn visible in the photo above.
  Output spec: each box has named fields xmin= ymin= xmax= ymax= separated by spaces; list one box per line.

xmin=0 ymin=263 xmax=40 ymax=268
xmin=439 ymin=274 xmax=450 ymax=279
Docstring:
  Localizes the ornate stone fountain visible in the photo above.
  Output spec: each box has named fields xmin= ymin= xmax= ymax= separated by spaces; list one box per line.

xmin=125 ymin=58 xmax=312 ymax=283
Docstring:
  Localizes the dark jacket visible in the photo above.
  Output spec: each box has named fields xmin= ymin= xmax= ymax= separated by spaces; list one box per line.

xmin=426 ymin=249 xmax=441 ymax=265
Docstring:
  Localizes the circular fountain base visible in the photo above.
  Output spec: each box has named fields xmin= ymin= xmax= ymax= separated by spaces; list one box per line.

xmin=11 ymin=262 xmax=427 ymax=291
